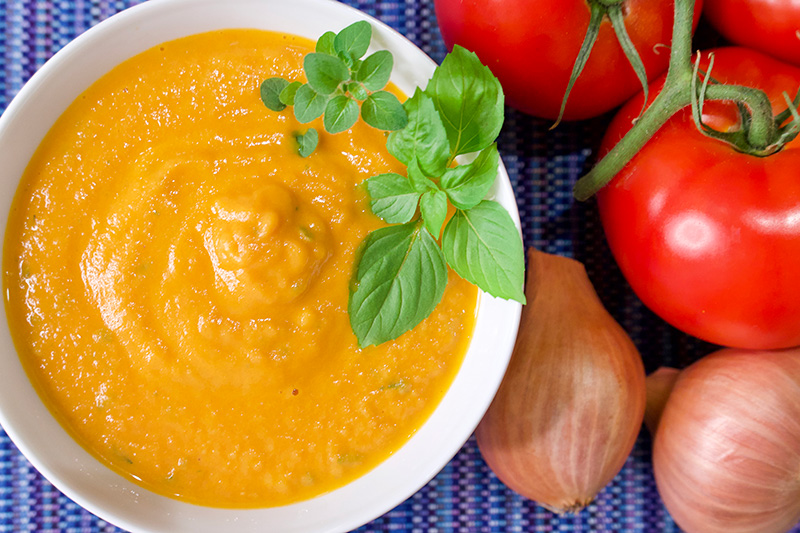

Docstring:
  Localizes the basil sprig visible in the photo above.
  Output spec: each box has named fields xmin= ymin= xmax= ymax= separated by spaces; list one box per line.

xmin=261 ymin=25 xmax=526 ymax=348
xmin=260 ymin=21 xmax=407 ymax=157
xmin=353 ymin=45 xmax=525 ymax=347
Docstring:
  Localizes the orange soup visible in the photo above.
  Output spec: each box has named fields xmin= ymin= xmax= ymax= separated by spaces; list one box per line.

xmin=3 ymin=29 xmax=477 ymax=507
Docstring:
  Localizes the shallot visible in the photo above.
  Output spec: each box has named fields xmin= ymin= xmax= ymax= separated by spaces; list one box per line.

xmin=476 ymin=248 xmax=646 ymax=513
xmin=652 ymin=349 xmax=800 ymax=533
xmin=644 ymin=367 xmax=679 ymax=435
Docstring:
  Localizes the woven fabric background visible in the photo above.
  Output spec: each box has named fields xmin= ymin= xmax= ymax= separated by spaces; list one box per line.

xmin=1 ymin=1 xmax=798 ymax=532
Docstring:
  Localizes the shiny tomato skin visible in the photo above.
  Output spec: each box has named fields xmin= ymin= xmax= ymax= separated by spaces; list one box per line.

xmin=598 ymin=48 xmax=800 ymax=350
xmin=433 ymin=0 xmax=702 ymax=120
xmin=704 ymin=0 xmax=800 ymax=66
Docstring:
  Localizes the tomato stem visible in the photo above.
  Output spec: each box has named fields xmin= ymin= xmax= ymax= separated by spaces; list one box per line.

xmin=553 ymin=0 xmax=648 ymax=129
xmin=607 ymin=4 xmax=649 ymax=121
xmin=573 ymin=0 xmax=695 ymax=201
xmin=573 ymin=0 xmax=800 ymax=200
xmin=573 ymin=85 xmax=688 ymax=201
xmin=707 ymin=85 xmax=776 ymax=149
xmin=775 ymin=88 xmax=800 ymax=126
xmin=552 ymin=2 xmax=606 ymax=130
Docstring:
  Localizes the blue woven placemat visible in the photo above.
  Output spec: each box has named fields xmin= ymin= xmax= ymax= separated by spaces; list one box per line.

xmin=1 ymin=1 xmax=797 ymax=532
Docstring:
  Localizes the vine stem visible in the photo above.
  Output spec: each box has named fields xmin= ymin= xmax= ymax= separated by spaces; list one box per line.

xmin=572 ymin=0 xmax=798 ymax=201
xmin=553 ymin=0 xmax=651 ymax=129
xmin=573 ymin=0 xmax=695 ymax=201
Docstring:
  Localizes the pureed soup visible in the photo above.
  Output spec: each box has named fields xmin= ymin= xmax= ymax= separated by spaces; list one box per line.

xmin=3 ymin=29 xmax=477 ymax=507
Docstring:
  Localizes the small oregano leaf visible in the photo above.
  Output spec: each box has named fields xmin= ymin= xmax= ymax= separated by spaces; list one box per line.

xmin=294 ymin=84 xmax=327 ymax=123
xmin=334 ymin=20 xmax=372 ymax=62
xmin=420 ymin=190 xmax=448 ymax=239
xmin=426 ymin=45 xmax=504 ymax=156
xmin=304 ymin=53 xmax=350 ymax=95
xmin=357 ymin=50 xmax=393 ymax=91
xmin=362 ymin=91 xmax=408 ymax=131
xmin=440 ymin=143 xmax=499 ymax=209
xmin=324 ymin=95 xmax=359 ymax=134
xmin=442 ymin=200 xmax=525 ymax=303
xmin=347 ymin=82 xmax=368 ymax=101
xmin=366 ymin=173 xmax=420 ymax=224
xmin=295 ymin=128 xmax=319 ymax=158
xmin=337 ymin=50 xmax=355 ymax=68
xmin=349 ymin=222 xmax=448 ymax=348
xmin=279 ymin=81 xmax=303 ymax=106
xmin=261 ymin=77 xmax=289 ymax=111
xmin=386 ymin=88 xmax=450 ymax=177
xmin=316 ymin=31 xmax=337 ymax=55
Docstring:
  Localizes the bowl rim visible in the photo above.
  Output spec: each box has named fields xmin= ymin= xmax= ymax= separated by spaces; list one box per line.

xmin=0 ymin=1 xmax=523 ymax=531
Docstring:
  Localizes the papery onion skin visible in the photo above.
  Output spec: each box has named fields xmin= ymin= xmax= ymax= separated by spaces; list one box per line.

xmin=654 ymin=348 xmax=800 ymax=533
xmin=476 ymin=248 xmax=646 ymax=513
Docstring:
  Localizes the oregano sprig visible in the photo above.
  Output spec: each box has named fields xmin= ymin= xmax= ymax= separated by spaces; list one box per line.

xmin=260 ymin=25 xmax=526 ymax=348
xmin=260 ymin=21 xmax=408 ymax=157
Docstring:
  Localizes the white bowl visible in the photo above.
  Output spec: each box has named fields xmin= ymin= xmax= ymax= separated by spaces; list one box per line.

xmin=0 ymin=0 xmax=522 ymax=531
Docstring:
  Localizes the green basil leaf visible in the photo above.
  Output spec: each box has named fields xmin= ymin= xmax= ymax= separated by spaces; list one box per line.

xmin=349 ymin=223 xmax=448 ymax=347
xmin=295 ymin=128 xmax=319 ymax=158
xmin=293 ymin=84 xmax=327 ymax=123
xmin=420 ymin=190 xmax=448 ymax=239
xmin=425 ymin=45 xmax=504 ymax=156
xmin=279 ymin=81 xmax=303 ymax=106
xmin=324 ymin=95 xmax=359 ymax=134
xmin=366 ymin=173 xmax=420 ymax=224
xmin=334 ymin=20 xmax=372 ymax=62
xmin=407 ymin=158 xmax=436 ymax=193
xmin=357 ymin=50 xmax=393 ymax=91
xmin=316 ymin=31 xmax=337 ymax=55
xmin=386 ymin=88 xmax=450 ymax=177
xmin=362 ymin=91 xmax=408 ymax=131
xmin=304 ymin=52 xmax=350 ymax=95
xmin=442 ymin=201 xmax=525 ymax=303
xmin=440 ymin=143 xmax=499 ymax=209
xmin=261 ymin=77 xmax=289 ymax=111
xmin=347 ymin=82 xmax=368 ymax=101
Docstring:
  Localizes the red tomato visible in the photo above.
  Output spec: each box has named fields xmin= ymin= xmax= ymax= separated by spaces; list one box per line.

xmin=598 ymin=47 xmax=800 ymax=350
xmin=705 ymin=0 xmax=800 ymax=66
xmin=433 ymin=0 xmax=702 ymax=120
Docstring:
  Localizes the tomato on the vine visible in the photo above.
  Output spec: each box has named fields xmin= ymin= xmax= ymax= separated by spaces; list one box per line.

xmin=598 ymin=47 xmax=800 ymax=350
xmin=704 ymin=0 xmax=800 ymax=67
xmin=433 ymin=0 xmax=702 ymax=120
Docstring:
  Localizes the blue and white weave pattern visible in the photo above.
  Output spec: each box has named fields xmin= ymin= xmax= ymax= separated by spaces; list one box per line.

xmin=1 ymin=1 xmax=797 ymax=532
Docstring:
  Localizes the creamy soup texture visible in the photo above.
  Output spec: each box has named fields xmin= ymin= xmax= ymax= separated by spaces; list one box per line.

xmin=3 ymin=29 xmax=477 ymax=507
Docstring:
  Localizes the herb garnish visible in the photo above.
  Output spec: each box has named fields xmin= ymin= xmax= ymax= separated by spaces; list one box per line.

xmin=261 ymin=22 xmax=526 ymax=348
xmin=261 ymin=21 xmax=407 ymax=157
